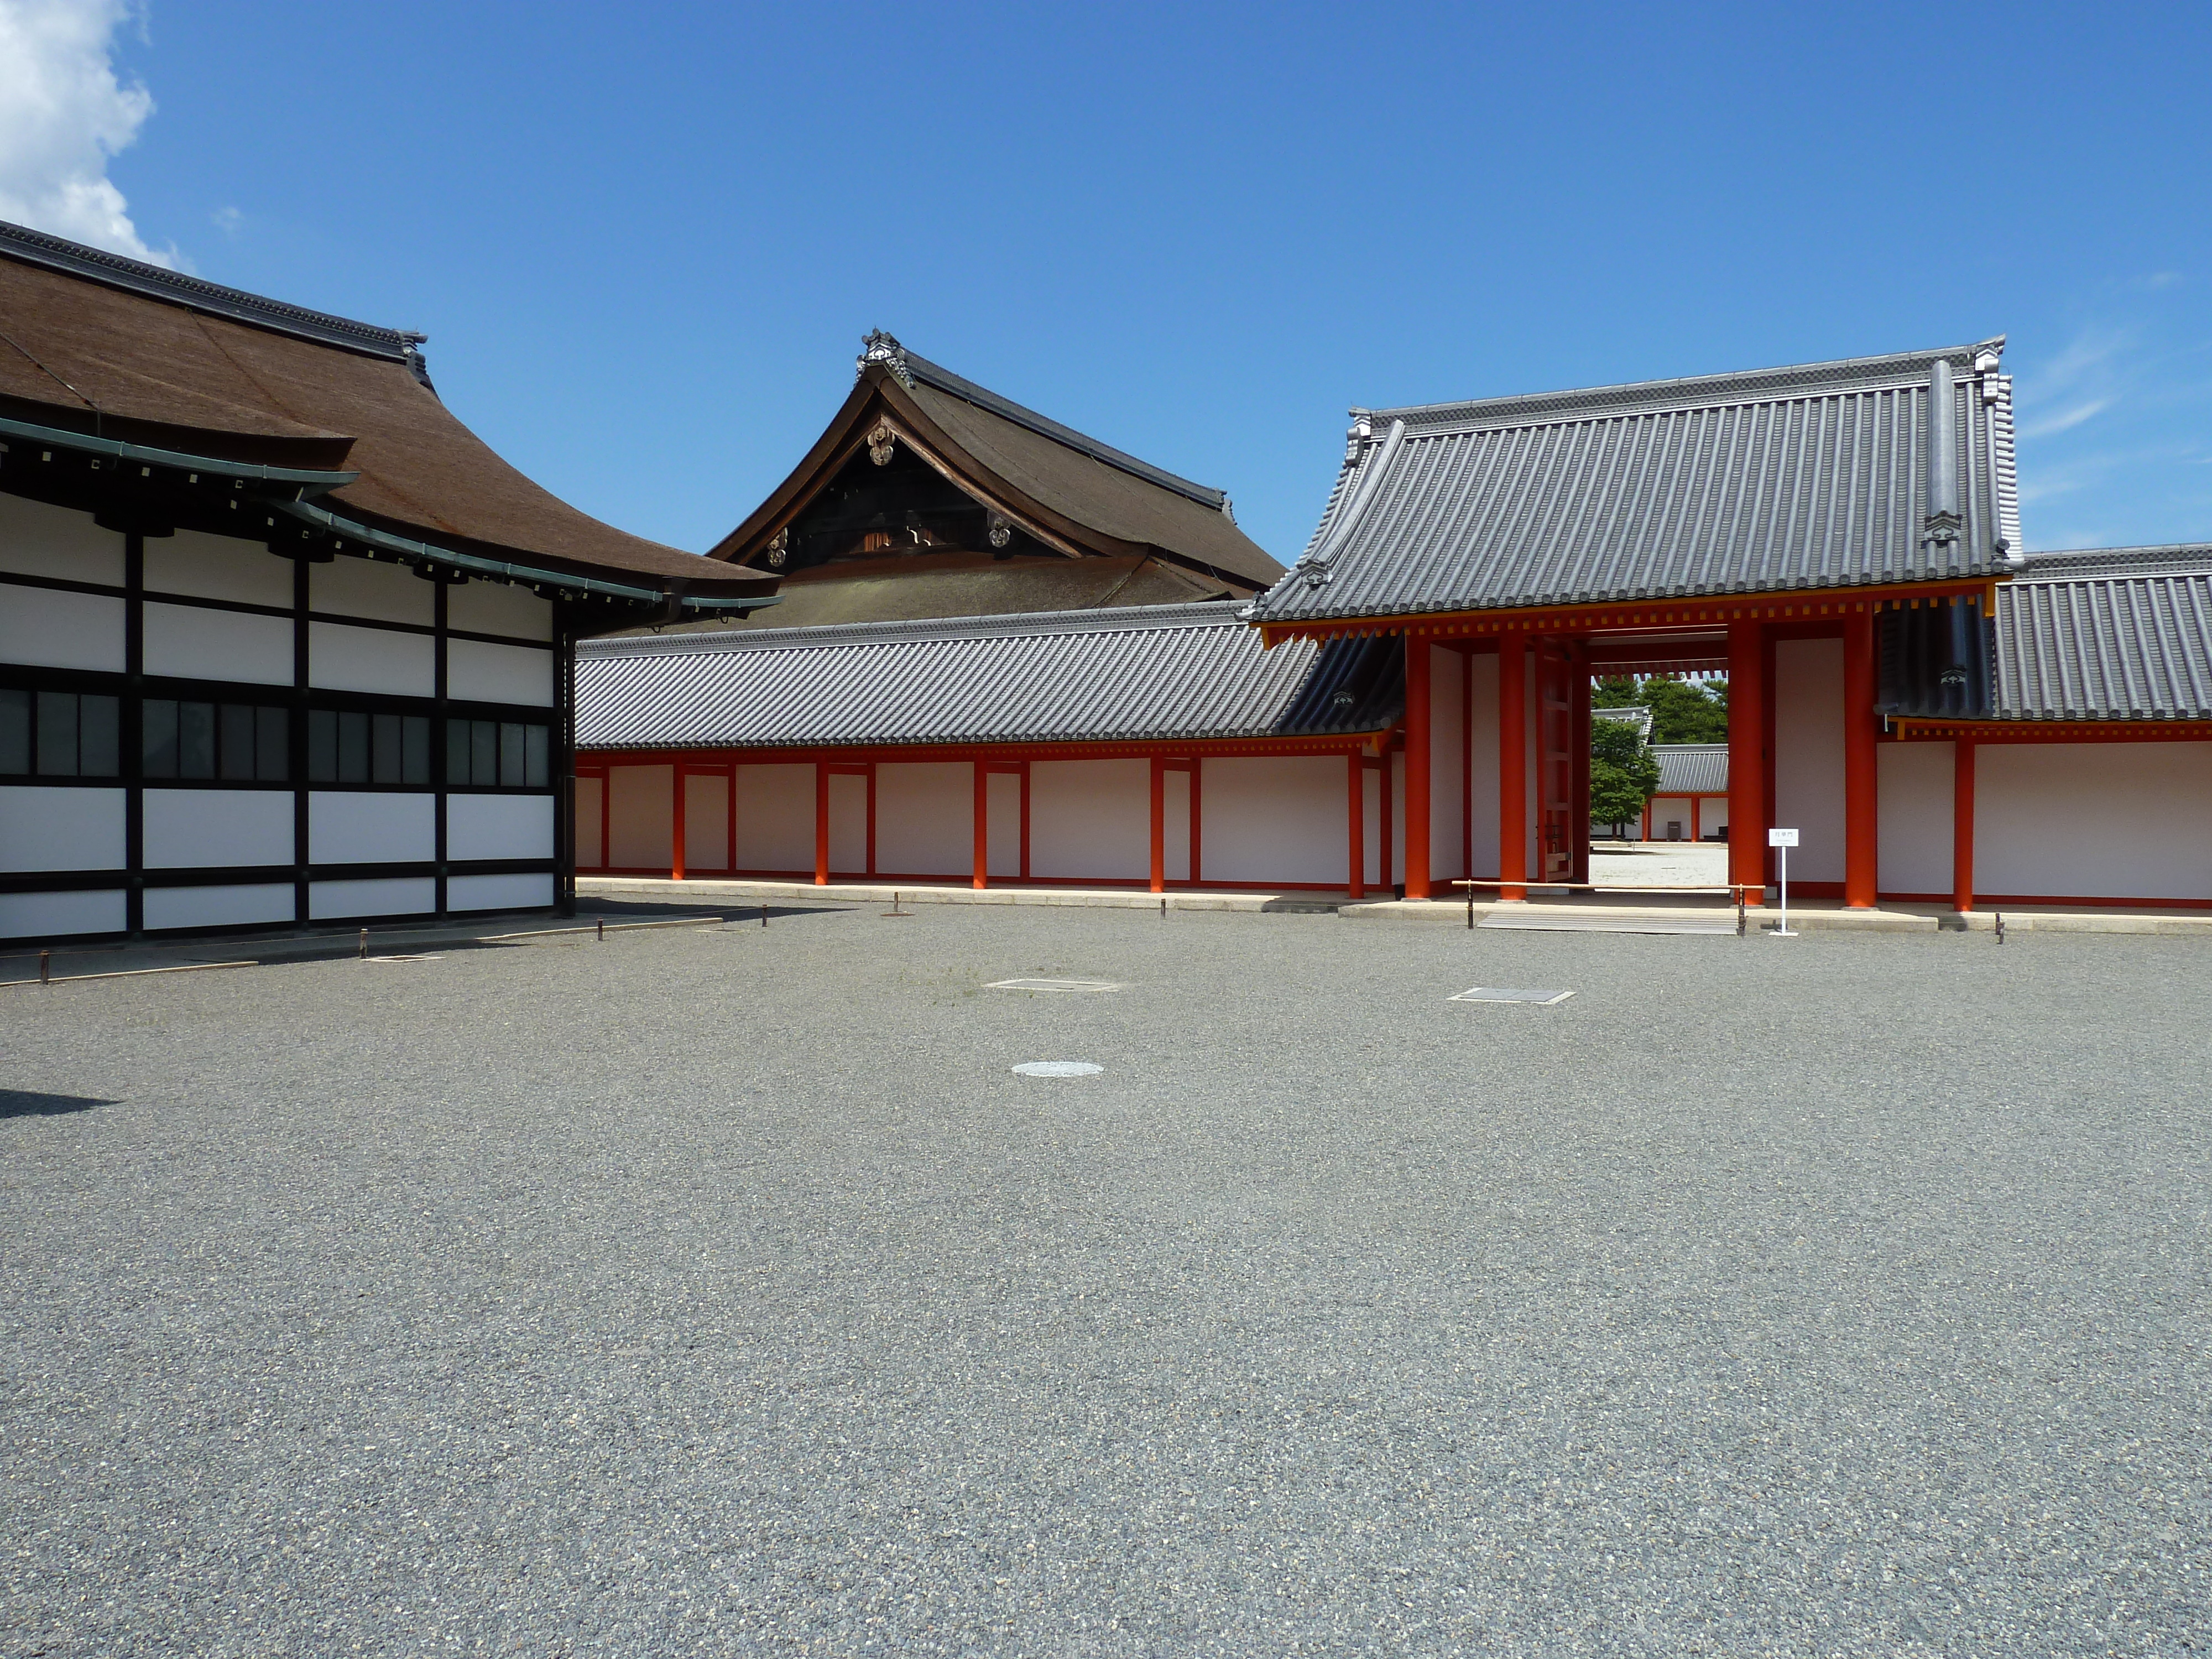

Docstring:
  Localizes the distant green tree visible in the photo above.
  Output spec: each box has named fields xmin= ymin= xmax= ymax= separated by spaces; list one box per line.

xmin=1589 ymin=715 xmax=1662 ymax=834
xmin=1592 ymin=675 xmax=1642 ymax=708
xmin=1640 ymin=676 xmax=1729 ymax=743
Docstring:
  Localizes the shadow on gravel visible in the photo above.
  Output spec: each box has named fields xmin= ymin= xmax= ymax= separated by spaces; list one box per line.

xmin=1 ymin=1091 xmax=117 ymax=1120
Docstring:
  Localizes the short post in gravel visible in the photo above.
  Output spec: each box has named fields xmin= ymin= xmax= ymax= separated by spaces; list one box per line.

xmin=358 ymin=927 xmax=368 ymax=959
xmin=761 ymin=903 xmax=769 ymax=928
xmin=1767 ymin=828 xmax=1799 ymax=937
xmin=39 ymin=948 xmax=50 ymax=985
xmin=596 ymin=916 xmax=604 ymax=942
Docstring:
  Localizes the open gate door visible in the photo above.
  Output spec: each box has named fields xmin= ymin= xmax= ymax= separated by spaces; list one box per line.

xmin=1534 ymin=639 xmax=1592 ymax=885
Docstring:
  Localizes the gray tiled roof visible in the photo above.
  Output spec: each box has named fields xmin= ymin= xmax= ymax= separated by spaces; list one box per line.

xmin=1652 ymin=744 xmax=1729 ymax=794
xmin=1992 ymin=546 xmax=2212 ymax=721
xmin=1250 ymin=340 xmax=2022 ymax=627
xmin=576 ymin=602 xmax=1402 ymax=752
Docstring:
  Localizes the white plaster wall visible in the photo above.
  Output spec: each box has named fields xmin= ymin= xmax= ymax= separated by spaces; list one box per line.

xmin=448 ymin=582 xmax=554 ymax=641
xmin=310 ymin=877 xmax=436 ymax=919
xmin=0 ymin=495 xmax=123 ymax=585
xmin=1977 ymin=742 xmax=2212 ymax=900
xmin=1199 ymin=756 xmax=1343 ymax=886
xmin=1701 ymin=795 xmax=1730 ymax=838
xmin=0 ymin=786 xmax=126 ymax=872
xmin=308 ymin=621 xmax=435 ymax=697
xmin=683 ymin=773 xmax=731 ymax=870
xmin=1029 ymin=759 xmax=1147 ymax=880
xmin=311 ymin=556 xmax=434 ymax=626
xmin=310 ymin=791 xmax=435 ymax=865
xmin=575 ymin=777 xmax=604 ymax=867
xmin=449 ymin=638 xmax=554 ymax=707
xmin=877 ymin=762 xmax=970 ymax=877
xmin=0 ymin=888 xmax=125 ymax=938
xmin=1363 ymin=766 xmax=1383 ymax=886
xmin=1877 ymin=743 xmax=1953 ymax=896
xmin=1 ymin=587 xmax=126 ymax=672
xmin=144 ymin=883 xmax=294 ymax=931
xmin=144 ymin=530 xmax=292 ymax=607
xmin=1466 ymin=653 xmax=1500 ymax=878
xmin=1428 ymin=644 xmax=1467 ymax=880
xmin=143 ymin=789 xmax=293 ymax=868
xmin=609 ymin=764 xmax=672 ymax=869
xmin=1164 ymin=769 xmax=1191 ymax=883
xmin=988 ymin=771 xmax=1022 ymax=879
xmin=1772 ymin=638 xmax=1846 ymax=883
xmin=827 ymin=773 xmax=867 ymax=873
xmin=448 ymin=872 xmax=556 ymax=911
xmin=450 ymin=792 xmax=555 ymax=862
xmin=144 ymin=602 xmax=291 ymax=685
xmin=734 ymin=763 xmax=812 ymax=872
xmin=1394 ymin=752 xmax=1408 ymax=884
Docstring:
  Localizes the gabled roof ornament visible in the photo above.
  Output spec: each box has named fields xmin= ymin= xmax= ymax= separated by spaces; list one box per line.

xmin=858 ymin=330 xmax=915 ymax=389
xmin=1923 ymin=356 xmax=1963 ymax=550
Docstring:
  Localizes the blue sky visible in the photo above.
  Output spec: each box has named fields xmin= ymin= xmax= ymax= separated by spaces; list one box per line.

xmin=12 ymin=2 xmax=2211 ymax=561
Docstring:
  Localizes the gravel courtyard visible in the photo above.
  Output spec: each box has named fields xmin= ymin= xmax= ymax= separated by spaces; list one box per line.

xmin=3 ymin=902 xmax=2206 ymax=1656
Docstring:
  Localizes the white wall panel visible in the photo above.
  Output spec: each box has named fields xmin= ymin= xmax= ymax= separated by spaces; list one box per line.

xmin=448 ymin=581 xmax=554 ymax=641
xmin=0 ymin=888 xmax=125 ymax=939
xmin=448 ymin=792 xmax=555 ymax=862
xmin=143 ymin=529 xmax=292 ymax=607
xmin=309 ymin=791 xmax=435 ymax=865
xmin=1363 ymin=767 xmax=1383 ymax=886
xmin=1466 ymin=651 xmax=1500 ymax=880
xmin=1977 ymin=742 xmax=2212 ymax=901
xmin=1877 ymin=743 xmax=1953 ymax=896
xmin=143 ymin=789 xmax=293 ymax=868
xmin=307 ymin=620 xmax=435 ymax=696
xmin=1028 ymin=759 xmax=1147 ymax=880
xmin=1199 ymin=757 xmax=1343 ymax=886
xmin=448 ymin=638 xmax=554 ymax=707
xmin=827 ymin=773 xmax=867 ymax=874
xmin=0 ymin=786 xmax=126 ymax=872
xmin=877 ymin=762 xmax=971 ymax=877
xmin=311 ymin=556 xmax=434 ymax=626
xmin=0 ymin=495 xmax=123 ymax=585
xmin=988 ymin=770 xmax=1021 ymax=879
xmin=1428 ymin=644 xmax=1467 ymax=880
xmin=609 ymin=764 xmax=672 ymax=869
xmin=684 ymin=772 xmax=730 ymax=871
xmin=575 ymin=776 xmax=604 ymax=868
xmin=0 ymin=586 xmax=125 ymax=671
xmin=1701 ymin=795 xmax=1730 ymax=837
xmin=310 ymin=877 xmax=435 ymax=919
xmin=1773 ymin=638 xmax=1846 ymax=883
xmin=143 ymin=883 xmax=294 ymax=931
xmin=1163 ymin=769 xmax=1191 ymax=883
xmin=144 ymin=601 xmax=291 ymax=686
xmin=734 ymin=764 xmax=812 ymax=872
xmin=448 ymin=872 xmax=555 ymax=911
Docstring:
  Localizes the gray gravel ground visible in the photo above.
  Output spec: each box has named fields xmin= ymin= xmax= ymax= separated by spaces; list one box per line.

xmin=3 ymin=902 xmax=2207 ymax=1656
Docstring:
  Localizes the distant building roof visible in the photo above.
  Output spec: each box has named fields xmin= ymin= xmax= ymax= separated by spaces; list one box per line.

xmin=1251 ymin=340 xmax=2022 ymax=628
xmin=577 ymin=601 xmax=1401 ymax=752
xmin=1652 ymin=744 xmax=1729 ymax=794
xmin=1992 ymin=545 xmax=2212 ymax=722
xmin=1592 ymin=705 xmax=1652 ymax=740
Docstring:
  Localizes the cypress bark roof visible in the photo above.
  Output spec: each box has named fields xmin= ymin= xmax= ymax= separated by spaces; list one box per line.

xmin=1994 ymin=546 xmax=2212 ymax=721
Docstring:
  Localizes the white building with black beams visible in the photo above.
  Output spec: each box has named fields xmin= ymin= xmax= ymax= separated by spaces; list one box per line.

xmin=0 ymin=221 xmax=776 ymax=943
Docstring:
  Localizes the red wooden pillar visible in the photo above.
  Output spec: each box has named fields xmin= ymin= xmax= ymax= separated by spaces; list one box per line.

xmin=972 ymin=760 xmax=989 ymax=890
xmin=813 ymin=760 xmax=830 ymax=885
xmin=1843 ymin=608 xmax=1879 ymax=907
xmin=1404 ymin=636 xmax=1432 ymax=899
xmin=1147 ymin=757 xmax=1166 ymax=894
xmin=1498 ymin=634 xmax=1526 ymax=901
xmin=670 ymin=763 xmax=687 ymax=880
xmin=1953 ymin=739 xmax=1976 ymax=912
xmin=1346 ymin=750 xmax=1366 ymax=900
xmin=1728 ymin=619 xmax=1767 ymax=897
xmin=1690 ymin=797 xmax=1701 ymax=843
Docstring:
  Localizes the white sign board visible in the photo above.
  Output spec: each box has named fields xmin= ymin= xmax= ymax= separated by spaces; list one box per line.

xmin=1767 ymin=827 xmax=1800 ymax=847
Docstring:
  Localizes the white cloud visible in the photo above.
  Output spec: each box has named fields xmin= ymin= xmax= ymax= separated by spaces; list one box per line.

xmin=0 ymin=0 xmax=168 ymax=263
xmin=2018 ymin=397 xmax=2115 ymax=439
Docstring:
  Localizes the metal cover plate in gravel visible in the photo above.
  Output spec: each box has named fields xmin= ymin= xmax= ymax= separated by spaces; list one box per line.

xmin=1480 ymin=914 xmax=1733 ymax=935
xmin=1011 ymin=1061 xmax=1104 ymax=1077
xmin=1450 ymin=986 xmax=1575 ymax=1004
xmin=987 ymin=978 xmax=1125 ymax=993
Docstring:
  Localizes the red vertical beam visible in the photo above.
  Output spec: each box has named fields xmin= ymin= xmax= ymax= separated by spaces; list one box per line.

xmin=1461 ymin=643 xmax=1475 ymax=883
xmin=864 ymin=761 xmax=878 ymax=879
xmin=1761 ymin=629 xmax=1779 ymax=888
xmin=1147 ymin=757 xmax=1166 ymax=894
xmin=1404 ymin=637 xmax=1432 ymax=899
xmin=1728 ymin=619 xmax=1767 ymax=896
xmin=670 ymin=763 xmax=687 ymax=881
xmin=1953 ymin=738 xmax=1976 ymax=912
xmin=1188 ymin=759 xmax=1203 ymax=884
xmin=1498 ymin=633 xmax=1527 ymax=901
xmin=813 ymin=760 xmax=829 ymax=886
xmin=1690 ymin=796 xmax=1700 ymax=844
xmin=972 ymin=761 xmax=989 ymax=890
xmin=1569 ymin=641 xmax=1592 ymax=884
xmin=1843 ymin=608 xmax=1879 ymax=907
xmin=1019 ymin=761 xmax=1031 ymax=881
xmin=1346 ymin=750 xmax=1366 ymax=900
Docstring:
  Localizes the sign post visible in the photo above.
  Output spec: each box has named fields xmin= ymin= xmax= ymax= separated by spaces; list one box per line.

xmin=1767 ymin=827 xmax=1799 ymax=936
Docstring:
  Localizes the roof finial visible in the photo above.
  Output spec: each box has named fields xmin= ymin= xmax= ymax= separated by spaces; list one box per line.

xmin=858 ymin=330 xmax=913 ymax=388
xmin=1923 ymin=356 xmax=1961 ymax=550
